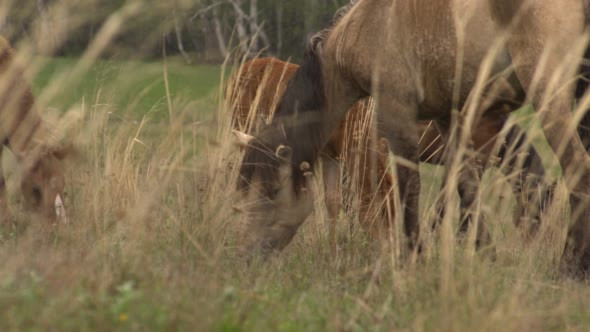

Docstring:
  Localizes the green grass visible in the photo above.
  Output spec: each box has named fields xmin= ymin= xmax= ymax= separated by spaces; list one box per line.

xmin=1 ymin=56 xmax=589 ymax=332
xmin=31 ymin=56 xmax=223 ymax=120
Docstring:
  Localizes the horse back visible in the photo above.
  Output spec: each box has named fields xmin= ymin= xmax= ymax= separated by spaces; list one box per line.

xmin=227 ymin=58 xmax=298 ymax=131
xmin=323 ymin=0 xmax=510 ymax=113
xmin=0 ymin=36 xmax=38 ymax=151
xmin=489 ymin=0 xmax=589 ymax=26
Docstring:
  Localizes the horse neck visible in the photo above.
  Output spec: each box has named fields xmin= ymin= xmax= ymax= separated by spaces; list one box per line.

xmin=271 ymin=48 xmax=328 ymax=168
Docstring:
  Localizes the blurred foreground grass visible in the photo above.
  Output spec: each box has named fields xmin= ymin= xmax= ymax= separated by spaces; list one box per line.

xmin=0 ymin=56 xmax=588 ymax=332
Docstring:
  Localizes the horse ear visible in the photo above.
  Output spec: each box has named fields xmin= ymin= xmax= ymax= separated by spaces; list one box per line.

xmin=275 ymin=144 xmax=292 ymax=161
xmin=232 ymin=130 xmax=254 ymax=147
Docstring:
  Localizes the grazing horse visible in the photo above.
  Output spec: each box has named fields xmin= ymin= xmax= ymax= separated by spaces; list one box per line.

xmin=230 ymin=57 xmax=553 ymax=241
xmin=228 ymin=57 xmax=395 ymax=239
xmin=237 ymin=0 xmax=590 ymax=275
xmin=0 ymin=36 xmax=69 ymax=224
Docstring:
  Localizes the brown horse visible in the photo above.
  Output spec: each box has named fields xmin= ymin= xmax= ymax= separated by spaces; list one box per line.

xmin=237 ymin=0 xmax=590 ymax=275
xmin=0 ymin=36 xmax=70 ymax=224
xmin=231 ymin=56 xmax=553 ymax=244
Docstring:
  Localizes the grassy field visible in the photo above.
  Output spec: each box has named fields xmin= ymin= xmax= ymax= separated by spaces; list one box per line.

xmin=31 ymin=56 xmax=223 ymax=119
xmin=0 ymin=56 xmax=589 ymax=332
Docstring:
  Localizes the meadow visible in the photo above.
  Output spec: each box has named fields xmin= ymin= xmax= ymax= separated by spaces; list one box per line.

xmin=0 ymin=55 xmax=589 ymax=332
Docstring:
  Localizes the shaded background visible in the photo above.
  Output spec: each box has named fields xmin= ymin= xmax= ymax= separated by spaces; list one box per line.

xmin=2 ymin=0 xmax=350 ymax=63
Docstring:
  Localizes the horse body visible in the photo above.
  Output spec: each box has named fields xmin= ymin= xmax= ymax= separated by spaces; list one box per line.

xmin=327 ymin=0 xmax=520 ymax=117
xmin=238 ymin=0 xmax=589 ymax=273
xmin=0 ymin=36 xmax=68 ymax=224
xmin=232 ymin=56 xmax=552 ymax=242
xmin=323 ymin=0 xmax=587 ymax=264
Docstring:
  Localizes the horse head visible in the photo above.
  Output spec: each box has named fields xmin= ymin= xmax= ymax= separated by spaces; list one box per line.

xmin=20 ymin=144 xmax=73 ymax=225
xmin=234 ymin=130 xmax=315 ymax=258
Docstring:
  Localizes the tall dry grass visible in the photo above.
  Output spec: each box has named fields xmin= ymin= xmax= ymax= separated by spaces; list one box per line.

xmin=0 ymin=1 xmax=589 ymax=331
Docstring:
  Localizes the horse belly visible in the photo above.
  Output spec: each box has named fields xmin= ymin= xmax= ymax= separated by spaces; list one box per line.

xmin=417 ymin=0 xmax=515 ymax=116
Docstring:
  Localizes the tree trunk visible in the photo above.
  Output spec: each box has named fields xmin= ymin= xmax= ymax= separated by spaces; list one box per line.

xmin=256 ymin=22 xmax=271 ymax=54
xmin=36 ymin=0 xmax=55 ymax=53
xmin=230 ymin=0 xmax=249 ymax=56
xmin=276 ymin=2 xmax=283 ymax=57
xmin=249 ymin=0 xmax=258 ymax=51
xmin=212 ymin=7 xmax=228 ymax=58
xmin=173 ymin=6 xmax=192 ymax=64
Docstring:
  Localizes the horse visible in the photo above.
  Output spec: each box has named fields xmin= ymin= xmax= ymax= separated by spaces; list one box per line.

xmin=236 ymin=0 xmax=590 ymax=275
xmin=228 ymin=57 xmax=396 ymax=240
xmin=229 ymin=57 xmax=553 ymax=242
xmin=0 ymin=36 xmax=70 ymax=224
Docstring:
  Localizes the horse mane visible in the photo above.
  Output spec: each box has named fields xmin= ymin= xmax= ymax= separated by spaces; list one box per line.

xmin=227 ymin=57 xmax=299 ymax=132
xmin=309 ymin=0 xmax=358 ymax=56
xmin=272 ymin=0 xmax=359 ymax=121
xmin=238 ymin=1 xmax=359 ymax=194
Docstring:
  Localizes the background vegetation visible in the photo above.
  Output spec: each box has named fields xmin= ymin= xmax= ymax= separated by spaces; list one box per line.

xmin=3 ymin=0 xmax=351 ymax=63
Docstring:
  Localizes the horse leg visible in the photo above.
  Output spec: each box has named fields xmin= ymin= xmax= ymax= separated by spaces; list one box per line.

xmin=497 ymin=122 xmax=555 ymax=239
xmin=376 ymin=137 xmax=396 ymax=232
xmin=350 ymin=129 xmax=381 ymax=238
xmin=375 ymin=96 xmax=421 ymax=252
xmin=503 ymin=0 xmax=590 ymax=274
xmin=354 ymin=135 xmax=394 ymax=239
xmin=431 ymin=120 xmax=451 ymax=230
xmin=321 ymin=153 xmax=341 ymax=250
xmin=513 ymin=158 xmax=555 ymax=240
xmin=456 ymin=165 xmax=489 ymax=246
xmin=420 ymin=121 xmax=452 ymax=232
xmin=436 ymin=116 xmax=492 ymax=250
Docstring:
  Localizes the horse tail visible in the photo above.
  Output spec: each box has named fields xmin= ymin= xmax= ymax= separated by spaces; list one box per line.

xmin=575 ymin=0 xmax=590 ymax=150
xmin=576 ymin=0 xmax=590 ymax=97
